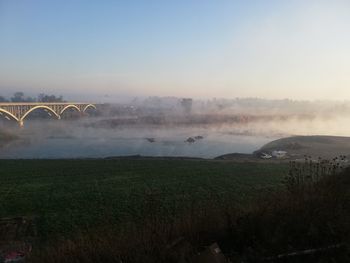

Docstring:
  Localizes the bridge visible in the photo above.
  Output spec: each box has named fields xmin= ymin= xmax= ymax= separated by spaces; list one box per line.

xmin=0 ymin=102 xmax=97 ymax=127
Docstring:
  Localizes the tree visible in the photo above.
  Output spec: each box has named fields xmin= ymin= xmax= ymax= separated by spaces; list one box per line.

xmin=38 ymin=94 xmax=64 ymax=102
xmin=180 ymin=98 xmax=193 ymax=115
xmin=11 ymin=92 xmax=25 ymax=102
xmin=0 ymin=96 xmax=8 ymax=102
xmin=11 ymin=92 xmax=36 ymax=102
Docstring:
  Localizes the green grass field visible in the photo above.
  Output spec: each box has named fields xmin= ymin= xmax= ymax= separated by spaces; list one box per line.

xmin=0 ymin=159 xmax=288 ymax=238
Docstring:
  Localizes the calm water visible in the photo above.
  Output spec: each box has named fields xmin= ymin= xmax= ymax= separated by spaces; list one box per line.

xmin=0 ymin=119 xmax=277 ymax=159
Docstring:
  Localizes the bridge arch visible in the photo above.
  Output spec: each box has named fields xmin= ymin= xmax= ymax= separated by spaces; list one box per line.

xmin=20 ymin=106 xmax=60 ymax=122
xmin=0 ymin=109 xmax=19 ymax=122
xmin=60 ymin=105 xmax=81 ymax=115
xmin=83 ymin=104 xmax=97 ymax=113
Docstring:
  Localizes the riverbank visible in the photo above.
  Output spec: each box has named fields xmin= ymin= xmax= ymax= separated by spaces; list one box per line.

xmin=216 ymin=135 xmax=350 ymax=162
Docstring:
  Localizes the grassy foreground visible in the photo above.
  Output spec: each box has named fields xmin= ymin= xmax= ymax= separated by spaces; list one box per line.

xmin=0 ymin=159 xmax=287 ymax=238
xmin=1 ymin=159 xmax=349 ymax=262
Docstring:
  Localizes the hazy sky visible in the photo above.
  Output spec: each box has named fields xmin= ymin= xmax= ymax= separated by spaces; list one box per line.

xmin=1 ymin=0 xmax=350 ymax=101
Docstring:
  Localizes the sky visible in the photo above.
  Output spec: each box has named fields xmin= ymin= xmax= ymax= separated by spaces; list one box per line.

xmin=1 ymin=0 xmax=350 ymax=102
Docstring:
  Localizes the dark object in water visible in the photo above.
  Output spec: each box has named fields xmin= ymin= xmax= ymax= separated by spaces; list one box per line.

xmin=145 ymin=138 xmax=155 ymax=143
xmin=194 ymin=135 xmax=204 ymax=140
xmin=185 ymin=137 xmax=195 ymax=143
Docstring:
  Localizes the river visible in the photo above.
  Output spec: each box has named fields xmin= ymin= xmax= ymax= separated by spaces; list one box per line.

xmin=0 ymin=119 xmax=278 ymax=159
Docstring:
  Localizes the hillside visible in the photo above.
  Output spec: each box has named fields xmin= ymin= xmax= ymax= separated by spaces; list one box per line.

xmin=259 ymin=135 xmax=350 ymax=159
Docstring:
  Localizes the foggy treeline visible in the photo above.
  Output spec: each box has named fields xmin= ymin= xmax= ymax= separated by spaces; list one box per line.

xmin=103 ymin=96 xmax=350 ymax=119
xmin=2 ymin=92 xmax=350 ymax=118
xmin=0 ymin=92 xmax=64 ymax=103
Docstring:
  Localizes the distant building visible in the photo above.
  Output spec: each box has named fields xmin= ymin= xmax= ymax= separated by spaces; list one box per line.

xmin=180 ymin=98 xmax=193 ymax=115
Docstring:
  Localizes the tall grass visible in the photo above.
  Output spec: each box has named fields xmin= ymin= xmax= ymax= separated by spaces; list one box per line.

xmin=285 ymin=155 xmax=347 ymax=192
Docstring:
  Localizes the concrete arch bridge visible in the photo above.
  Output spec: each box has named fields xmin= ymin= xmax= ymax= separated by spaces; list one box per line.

xmin=0 ymin=102 xmax=97 ymax=127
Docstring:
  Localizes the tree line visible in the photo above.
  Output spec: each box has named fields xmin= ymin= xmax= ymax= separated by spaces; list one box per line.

xmin=0 ymin=92 xmax=65 ymax=103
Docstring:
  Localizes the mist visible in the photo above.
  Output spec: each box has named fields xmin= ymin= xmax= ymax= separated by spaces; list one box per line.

xmin=1 ymin=97 xmax=350 ymax=159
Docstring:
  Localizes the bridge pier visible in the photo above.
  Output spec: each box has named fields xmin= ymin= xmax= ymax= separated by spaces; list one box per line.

xmin=18 ymin=120 xmax=24 ymax=128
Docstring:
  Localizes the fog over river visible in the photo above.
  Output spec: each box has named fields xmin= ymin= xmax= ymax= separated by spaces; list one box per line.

xmin=0 ymin=118 xmax=277 ymax=159
xmin=2 ymin=111 xmax=350 ymax=159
